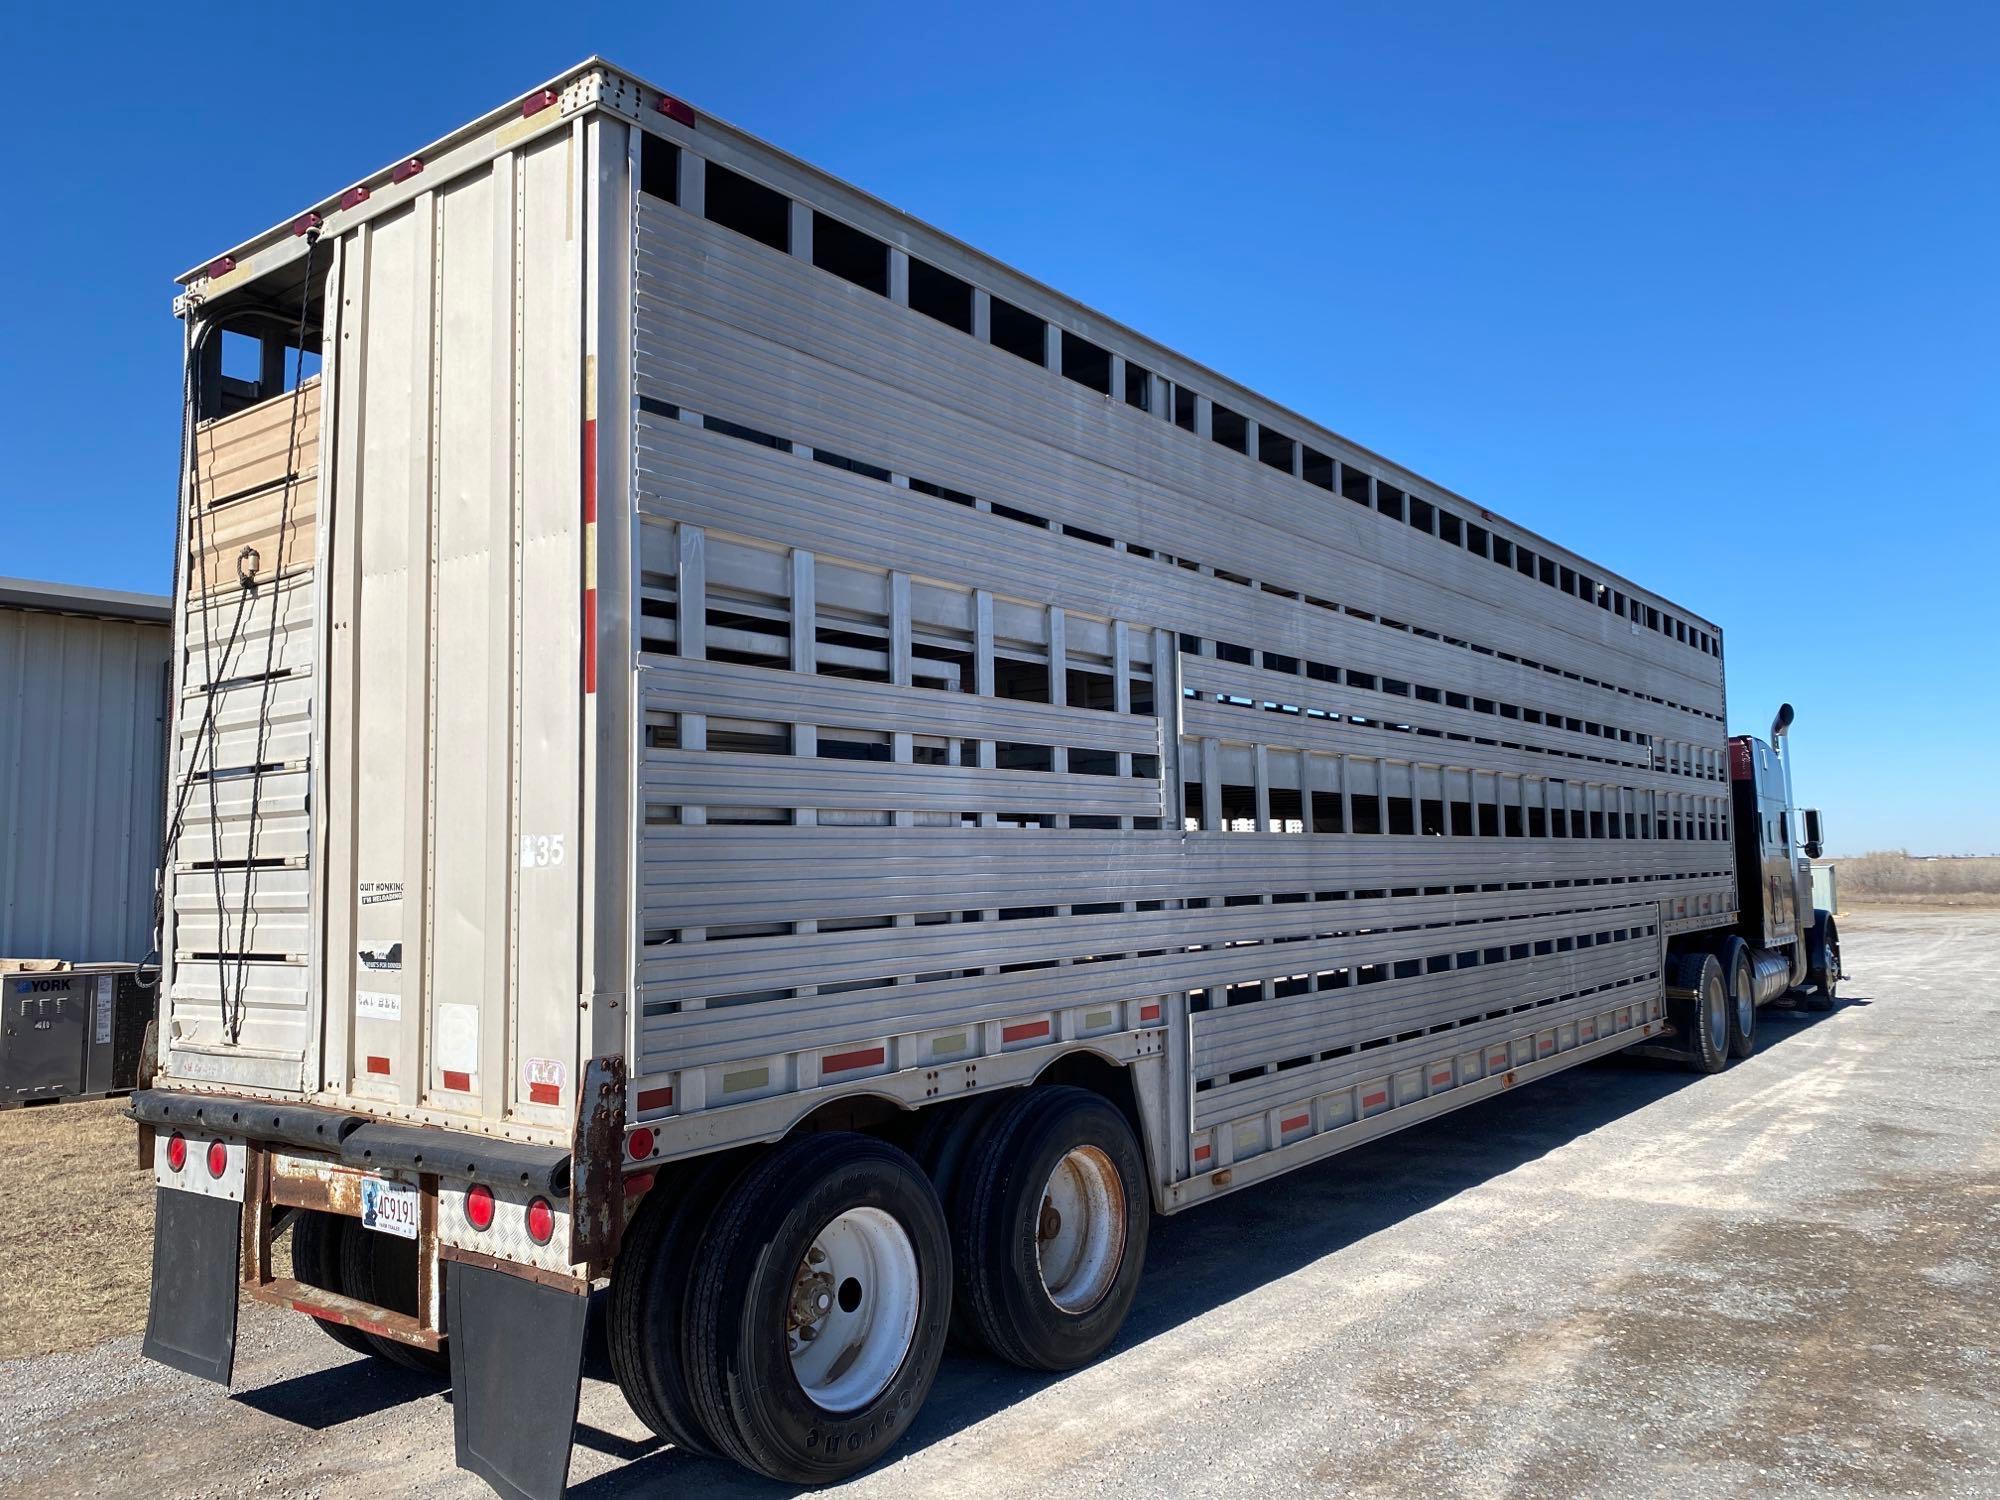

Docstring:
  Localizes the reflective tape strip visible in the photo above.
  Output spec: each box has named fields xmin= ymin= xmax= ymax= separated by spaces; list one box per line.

xmin=584 ymin=412 xmax=596 ymax=692
xmin=822 ymin=1045 xmax=885 ymax=1074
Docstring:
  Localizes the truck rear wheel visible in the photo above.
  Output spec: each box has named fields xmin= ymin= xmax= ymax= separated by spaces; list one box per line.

xmin=287 ymin=1209 xmax=373 ymax=1357
xmin=1804 ymin=912 xmax=1841 ymax=1011
xmin=950 ymin=1086 xmax=1150 ymax=1372
xmin=607 ymin=1155 xmax=744 ymax=1455
xmin=1720 ymin=937 xmax=1757 ymax=1060
xmin=682 ymin=1133 xmax=950 ymax=1484
xmin=1674 ymin=952 xmax=1731 ymax=1075
xmin=910 ymin=1095 xmax=1008 ymax=1350
xmin=337 ymin=1218 xmax=448 ymax=1376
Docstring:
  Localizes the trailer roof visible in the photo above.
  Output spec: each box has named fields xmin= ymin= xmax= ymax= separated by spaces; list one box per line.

xmin=0 ymin=576 xmax=170 ymax=626
xmin=174 ymin=56 xmax=1721 ymax=639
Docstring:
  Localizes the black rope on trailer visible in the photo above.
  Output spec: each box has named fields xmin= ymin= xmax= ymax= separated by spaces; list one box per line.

xmin=224 ymin=228 xmax=320 ymax=1045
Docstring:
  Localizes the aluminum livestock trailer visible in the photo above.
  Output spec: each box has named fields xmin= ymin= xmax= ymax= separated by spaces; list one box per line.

xmin=131 ymin=58 xmax=1837 ymax=1499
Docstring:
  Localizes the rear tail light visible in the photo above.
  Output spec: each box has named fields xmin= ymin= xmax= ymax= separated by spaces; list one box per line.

xmin=524 ymin=1196 xmax=555 ymax=1246
xmin=464 ymin=1183 xmax=496 ymax=1232
xmin=165 ymin=1133 xmax=187 ymax=1172
xmin=206 ymin=1141 xmax=228 ymax=1179
xmin=627 ymin=1128 xmax=655 ymax=1160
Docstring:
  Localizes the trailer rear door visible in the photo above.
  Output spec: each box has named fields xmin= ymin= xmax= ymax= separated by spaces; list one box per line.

xmin=316 ymin=130 xmax=587 ymax=1134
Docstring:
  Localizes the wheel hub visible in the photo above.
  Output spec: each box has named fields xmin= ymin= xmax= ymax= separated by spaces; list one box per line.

xmin=785 ymin=1206 xmax=919 ymax=1412
xmin=1035 ymin=1145 xmax=1127 ymax=1315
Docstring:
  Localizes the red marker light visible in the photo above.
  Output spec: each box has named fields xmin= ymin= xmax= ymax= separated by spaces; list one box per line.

xmin=206 ymin=1141 xmax=228 ymax=1179
xmin=166 ymin=1133 xmax=187 ymax=1172
xmin=655 ymin=94 xmax=695 ymax=127
xmin=292 ymin=212 xmax=323 ymax=237
xmin=338 ymin=186 xmax=369 ymax=211
xmin=391 ymin=157 xmax=424 ymax=184
xmin=522 ymin=88 xmax=558 ymax=118
xmin=464 ymin=1183 xmax=496 ymax=1232
xmin=524 ymin=1196 xmax=555 ymax=1246
xmin=205 ymin=256 xmax=236 ymax=279
xmin=627 ymin=1128 xmax=654 ymax=1161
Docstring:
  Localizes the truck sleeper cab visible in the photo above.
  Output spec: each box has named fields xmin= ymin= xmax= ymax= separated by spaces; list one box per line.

xmin=134 ymin=59 xmax=1839 ymax=1499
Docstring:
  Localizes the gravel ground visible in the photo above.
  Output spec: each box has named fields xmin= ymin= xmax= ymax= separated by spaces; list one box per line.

xmin=3 ymin=905 xmax=1993 ymax=1500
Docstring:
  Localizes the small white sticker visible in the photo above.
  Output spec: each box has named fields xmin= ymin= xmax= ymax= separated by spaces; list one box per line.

xmin=437 ymin=1003 xmax=480 ymax=1075
xmin=94 ymin=977 xmax=115 ymax=1045
xmin=359 ymin=881 xmax=404 ymax=906
xmin=358 ymin=941 xmax=403 ymax=972
xmin=355 ymin=990 xmax=402 ymax=1021
xmin=519 ymin=833 xmax=567 ymax=869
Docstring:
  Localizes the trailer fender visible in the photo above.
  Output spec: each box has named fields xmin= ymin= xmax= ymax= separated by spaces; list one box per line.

xmin=142 ymin=1186 xmax=241 ymax=1385
xmin=447 ymin=1259 xmax=589 ymax=1500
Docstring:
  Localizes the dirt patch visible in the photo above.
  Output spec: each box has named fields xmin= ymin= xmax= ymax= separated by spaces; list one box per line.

xmin=1840 ymin=895 xmax=2000 ymax=910
xmin=0 ymin=1100 xmax=154 ymax=1359
xmin=0 ymin=1100 xmax=300 ymax=1361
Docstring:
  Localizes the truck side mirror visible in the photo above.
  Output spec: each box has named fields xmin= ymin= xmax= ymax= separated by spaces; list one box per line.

xmin=1802 ymin=807 xmax=1823 ymax=861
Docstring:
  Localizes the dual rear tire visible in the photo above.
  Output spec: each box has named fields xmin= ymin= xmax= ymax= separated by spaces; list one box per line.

xmin=285 ymin=1208 xmax=448 ymax=1375
xmin=1675 ymin=951 xmax=1732 ymax=1075
xmin=606 ymin=1087 xmax=1151 ymax=1485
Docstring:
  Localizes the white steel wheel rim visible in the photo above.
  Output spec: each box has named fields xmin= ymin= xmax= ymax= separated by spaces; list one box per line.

xmin=1036 ymin=1145 xmax=1127 ymax=1315
xmin=786 ymin=1206 xmax=919 ymax=1412
xmin=1707 ymin=975 xmax=1730 ymax=1053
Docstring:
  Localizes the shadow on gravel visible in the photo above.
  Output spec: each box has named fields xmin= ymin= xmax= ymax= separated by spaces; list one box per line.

xmin=233 ymin=1355 xmax=444 ymax=1429
xmin=565 ymin=997 xmax=1862 ymax=1497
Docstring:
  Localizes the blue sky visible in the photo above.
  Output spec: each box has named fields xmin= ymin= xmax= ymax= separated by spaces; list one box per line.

xmin=3 ymin=3 xmax=1994 ymax=853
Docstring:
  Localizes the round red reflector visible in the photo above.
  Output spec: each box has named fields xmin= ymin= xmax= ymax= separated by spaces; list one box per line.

xmin=165 ymin=1133 xmax=187 ymax=1172
xmin=464 ymin=1183 xmax=496 ymax=1232
xmin=524 ymin=1196 xmax=555 ymax=1246
xmin=627 ymin=1128 xmax=655 ymax=1161
xmin=206 ymin=1141 xmax=228 ymax=1179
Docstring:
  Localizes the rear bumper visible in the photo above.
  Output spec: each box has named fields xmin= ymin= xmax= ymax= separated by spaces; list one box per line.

xmin=127 ymin=1088 xmax=571 ymax=1193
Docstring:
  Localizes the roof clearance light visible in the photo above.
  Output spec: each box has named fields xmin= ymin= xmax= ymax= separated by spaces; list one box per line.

xmin=205 ymin=256 xmax=236 ymax=280
xmin=524 ymin=1196 xmax=555 ymax=1246
xmin=391 ymin=157 xmax=424 ymax=184
xmin=522 ymin=88 xmax=559 ymax=119
xmin=655 ymin=94 xmax=695 ymax=126
xmin=338 ymin=186 xmax=370 ymax=211
xmin=292 ymin=212 xmax=323 ymax=237
xmin=464 ymin=1183 xmax=496 ymax=1232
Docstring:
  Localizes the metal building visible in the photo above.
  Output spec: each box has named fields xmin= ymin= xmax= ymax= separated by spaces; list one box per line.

xmin=0 ymin=577 xmax=171 ymax=964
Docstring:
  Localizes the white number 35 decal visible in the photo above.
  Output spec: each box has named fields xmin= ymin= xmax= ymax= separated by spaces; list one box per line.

xmin=520 ymin=833 xmax=566 ymax=869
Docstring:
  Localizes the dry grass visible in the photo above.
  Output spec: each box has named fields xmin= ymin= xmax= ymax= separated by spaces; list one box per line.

xmin=1832 ymin=852 xmax=2000 ymax=909
xmin=0 ymin=1099 xmax=154 ymax=1359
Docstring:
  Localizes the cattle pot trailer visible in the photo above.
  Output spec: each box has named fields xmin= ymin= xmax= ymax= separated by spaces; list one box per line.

xmin=131 ymin=58 xmax=1838 ymax=1498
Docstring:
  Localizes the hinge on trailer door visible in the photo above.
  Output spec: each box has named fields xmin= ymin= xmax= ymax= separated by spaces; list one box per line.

xmin=568 ymin=1054 xmax=627 ymax=1266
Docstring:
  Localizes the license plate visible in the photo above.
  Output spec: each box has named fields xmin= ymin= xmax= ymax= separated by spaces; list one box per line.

xmin=359 ymin=1176 xmax=420 ymax=1240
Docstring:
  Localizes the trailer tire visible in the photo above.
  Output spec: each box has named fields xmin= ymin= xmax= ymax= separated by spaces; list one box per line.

xmin=1720 ymin=937 xmax=1757 ymax=1060
xmin=950 ymin=1086 xmax=1150 ymax=1372
xmin=682 ymin=1133 xmax=950 ymax=1485
xmin=607 ymin=1156 xmax=744 ymax=1455
xmin=337 ymin=1216 xmax=449 ymax=1376
xmin=910 ymin=1095 xmax=1008 ymax=1350
xmin=288 ymin=1209 xmax=373 ymax=1357
xmin=1675 ymin=952 xmax=1731 ymax=1075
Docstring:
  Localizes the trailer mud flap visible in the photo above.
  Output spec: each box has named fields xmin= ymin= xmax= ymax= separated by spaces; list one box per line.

xmin=142 ymin=1187 xmax=242 ymax=1385
xmin=448 ymin=1261 xmax=588 ymax=1500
